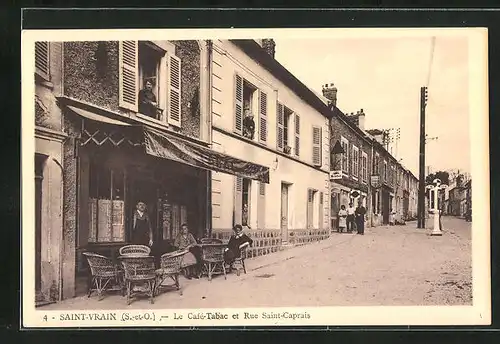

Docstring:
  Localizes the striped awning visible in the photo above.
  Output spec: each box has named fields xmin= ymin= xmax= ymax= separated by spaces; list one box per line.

xmin=144 ymin=127 xmax=270 ymax=183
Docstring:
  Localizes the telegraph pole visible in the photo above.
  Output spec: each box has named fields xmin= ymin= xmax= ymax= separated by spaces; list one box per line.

xmin=417 ymin=86 xmax=428 ymax=228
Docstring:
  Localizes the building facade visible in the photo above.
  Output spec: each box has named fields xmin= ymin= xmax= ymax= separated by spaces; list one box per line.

xmin=34 ymin=39 xmax=271 ymax=303
xmin=209 ymin=39 xmax=331 ymax=248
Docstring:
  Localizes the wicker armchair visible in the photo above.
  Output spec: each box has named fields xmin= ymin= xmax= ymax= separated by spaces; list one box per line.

xmin=119 ymin=255 xmax=157 ymax=305
xmin=199 ymin=238 xmax=223 ymax=244
xmin=119 ymin=244 xmax=151 ymax=256
xmin=155 ymin=250 xmax=186 ymax=296
xmin=201 ymin=243 xmax=227 ymax=281
xmin=232 ymin=244 xmax=249 ymax=276
xmin=82 ymin=252 xmax=124 ymax=301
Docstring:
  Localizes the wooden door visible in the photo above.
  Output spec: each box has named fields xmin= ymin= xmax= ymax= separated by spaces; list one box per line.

xmin=280 ymin=183 xmax=289 ymax=242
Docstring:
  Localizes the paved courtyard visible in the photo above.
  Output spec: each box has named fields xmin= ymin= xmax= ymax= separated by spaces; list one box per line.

xmin=41 ymin=216 xmax=472 ymax=310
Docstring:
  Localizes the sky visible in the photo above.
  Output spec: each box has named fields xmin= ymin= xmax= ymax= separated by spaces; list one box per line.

xmin=274 ymin=35 xmax=470 ymax=177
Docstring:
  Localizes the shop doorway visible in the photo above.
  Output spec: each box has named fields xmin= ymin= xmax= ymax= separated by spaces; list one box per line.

xmin=35 ymin=154 xmax=46 ymax=300
xmin=130 ymin=177 xmax=160 ymax=242
xmin=382 ymin=189 xmax=390 ymax=225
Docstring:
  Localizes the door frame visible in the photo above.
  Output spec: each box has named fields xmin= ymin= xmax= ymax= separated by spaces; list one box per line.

xmin=280 ymin=182 xmax=291 ymax=243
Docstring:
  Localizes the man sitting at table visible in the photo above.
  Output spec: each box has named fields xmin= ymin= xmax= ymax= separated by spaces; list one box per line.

xmin=224 ymin=224 xmax=253 ymax=268
xmin=174 ymin=224 xmax=201 ymax=279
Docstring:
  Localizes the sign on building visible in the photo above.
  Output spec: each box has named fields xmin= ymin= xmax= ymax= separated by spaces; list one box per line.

xmin=371 ymin=175 xmax=380 ymax=188
xmin=330 ymin=170 xmax=342 ymax=180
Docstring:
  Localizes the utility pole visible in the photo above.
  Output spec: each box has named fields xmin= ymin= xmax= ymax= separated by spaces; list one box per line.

xmin=417 ymin=86 xmax=428 ymax=228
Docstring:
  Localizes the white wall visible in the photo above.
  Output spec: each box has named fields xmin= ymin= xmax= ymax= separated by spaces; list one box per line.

xmin=210 ymin=40 xmax=330 ymax=231
xmin=211 ymin=131 xmax=329 ymax=230
xmin=211 ymin=40 xmax=330 ymax=171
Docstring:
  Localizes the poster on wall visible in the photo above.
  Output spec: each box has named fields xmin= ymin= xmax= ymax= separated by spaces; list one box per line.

xmin=97 ymin=200 xmax=112 ymax=242
xmin=112 ymin=200 xmax=125 ymax=241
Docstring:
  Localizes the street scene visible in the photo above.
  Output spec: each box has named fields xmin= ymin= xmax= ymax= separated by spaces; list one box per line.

xmin=41 ymin=216 xmax=471 ymax=310
xmin=29 ymin=29 xmax=478 ymax=319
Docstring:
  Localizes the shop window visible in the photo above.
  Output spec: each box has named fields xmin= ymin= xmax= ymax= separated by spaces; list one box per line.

xmin=88 ymin=164 xmax=126 ymax=243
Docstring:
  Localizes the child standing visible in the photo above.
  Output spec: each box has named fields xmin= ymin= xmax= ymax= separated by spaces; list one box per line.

xmin=338 ymin=205 xmax=348 ymax=233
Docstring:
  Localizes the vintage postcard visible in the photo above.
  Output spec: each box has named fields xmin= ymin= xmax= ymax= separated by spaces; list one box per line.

xmin=21 ymin=27 xmax=490 ymax=328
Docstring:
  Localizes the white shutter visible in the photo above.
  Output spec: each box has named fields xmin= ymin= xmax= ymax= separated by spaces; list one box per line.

xmin=233 ymin=177 xmax=243 ymax=226
xmin=294 ymin=113 xmax=300 ymax=157
xmin=277 ymin=102 xmax=284 ymax=150
xmin=258 ymin=90 xmax=268 ymax=143
xmin=312 ymin=126 xmax=322 ymax=166
xmin=119 ymin=41 xmax=138 ymax=112
xmin=35 ymin=41 xmax=50 ymax=80
xmin=257 ymin=182 xmax=266 ymax=229
xmin=168 ymin=54 xmax=182 ymax=127
xmin=234 ymin=74 xmax=243 ymax=134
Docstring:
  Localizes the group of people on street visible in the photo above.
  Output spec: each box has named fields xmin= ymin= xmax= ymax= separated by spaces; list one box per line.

xmin=131 ymin=200 xmax=253 ymax=279
xmin=337 ymin=200 xmax=366 ymax=235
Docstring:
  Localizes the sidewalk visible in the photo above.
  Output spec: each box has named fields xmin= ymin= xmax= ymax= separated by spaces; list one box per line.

xmin=40 ymin=220 xmax=471 ymax=310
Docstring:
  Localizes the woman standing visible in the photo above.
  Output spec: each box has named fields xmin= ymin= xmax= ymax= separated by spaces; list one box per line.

xmin=338 ymin=205 xmax=348 ymax=233
xmin=131 ymin=201 xmax=153 ymax=247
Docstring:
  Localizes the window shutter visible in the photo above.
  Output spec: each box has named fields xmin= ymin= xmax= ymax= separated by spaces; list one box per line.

xmin=233 ymin=177 xmax=243 ymax=226
xmin=234 ymin=74 xmax=243 ymax=134
xmin=277 ymin=102 xmax=284 ymax=150
xmin=319 ymin=191 xmax=324 ymax=229
xmin=294 ymin=114 xmax=300 ymax=156
xmin=119 ymin=41 xmax=139 ymax=112
xmin=258 ymin=90 xmax=268 ymax=143
xmin=312 ymin=126 xmax=322 ymax=166
xmin=257 ymin=182 xmax=266 ymax=229
xmin=35 ymin=41 xmax=50 ymax=80
xmin=168 ymin=54 xmax=182 ymax=127
xmin=306 ymin=189 xmax=314 ymax=229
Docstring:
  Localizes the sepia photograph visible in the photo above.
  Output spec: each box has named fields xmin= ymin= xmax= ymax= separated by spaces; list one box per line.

xmin=22 ymin=27 xmax=489 ymax=327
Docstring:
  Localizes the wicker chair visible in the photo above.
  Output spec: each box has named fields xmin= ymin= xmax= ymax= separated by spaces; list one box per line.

xmin=119 ymin=244 xmax=151 ymax=256
xmin=82 ymin=252 xmax=124 ymax=301
xmin=119 ymin=255 xmax=157 ymax=305
xmin=232 ymin=244 xmax=249 ymax=276
xmin=155 ymin=250 xmax=186 ymax=296
xmin=200 ymin=238 xmax=223 ymax=244
xmin=201 ymin=243 xmax=227 ymax=281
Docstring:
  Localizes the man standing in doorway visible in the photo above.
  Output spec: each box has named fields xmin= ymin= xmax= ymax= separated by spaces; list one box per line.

xmin=355 ymin=200 xmax=367 ymax=235
xmin=346 ymin=202 xmax=356 ymax=233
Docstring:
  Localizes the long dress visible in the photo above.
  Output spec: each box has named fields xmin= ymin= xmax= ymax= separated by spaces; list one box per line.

xmin=338 ymin=209 xmax=347 ymax=229
xmin=132 ymin=212 xmax=151 ymax=246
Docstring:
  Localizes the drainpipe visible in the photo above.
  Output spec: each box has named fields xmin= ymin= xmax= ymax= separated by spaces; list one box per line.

xmin=206 ymin=39 xmax=213 ymax=237
xmin=370 ymin=142 xmax=374 ymax=228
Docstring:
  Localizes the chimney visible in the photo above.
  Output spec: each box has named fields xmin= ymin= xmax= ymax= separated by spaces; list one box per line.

xmin=322 ymin=83 xmax=337 ymax=107
xmin=358 ymin=108 xmax=366 ymax=131
xmin=261 ymin=39 xmax=276 ymax=58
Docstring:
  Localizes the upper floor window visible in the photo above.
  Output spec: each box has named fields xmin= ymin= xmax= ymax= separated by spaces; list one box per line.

xmin=373 ymin=153 xmax=380 ymax=175
xmin=235 ymin=74 xmax=268 ymax=145
xmin=341 ymin=136 xmax=349 ymax=174
xmin=361 ymin=152 xmax=368 ymax=182
xmin=383 ymin=160 xmax=388 ymax=181
xmin=276 ymin=103 xmax=300 ymax=157
xmin=312 ymin=125 xmax=322 ymax=167
xmin=352 ymin=145 xmax=359 ymax=178
xmin=35 ymin=41 xmax=50 ymax=81
xmin=119 ymin=40 xmax=181 ymax=127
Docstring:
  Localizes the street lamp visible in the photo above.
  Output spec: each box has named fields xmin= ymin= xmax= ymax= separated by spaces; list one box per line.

xmin=425 ymin=178 xmax=448 ymax=236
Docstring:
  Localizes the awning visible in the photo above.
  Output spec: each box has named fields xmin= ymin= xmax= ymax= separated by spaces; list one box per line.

xmin=144 ymin=127 xmax=270 ymax=183
xmin=67 ymin=105 xmax=136 ymax=126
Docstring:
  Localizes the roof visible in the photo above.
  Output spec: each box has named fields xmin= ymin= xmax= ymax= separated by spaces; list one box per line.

xmin=230 ymin=39 xmax=334 ymax=120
